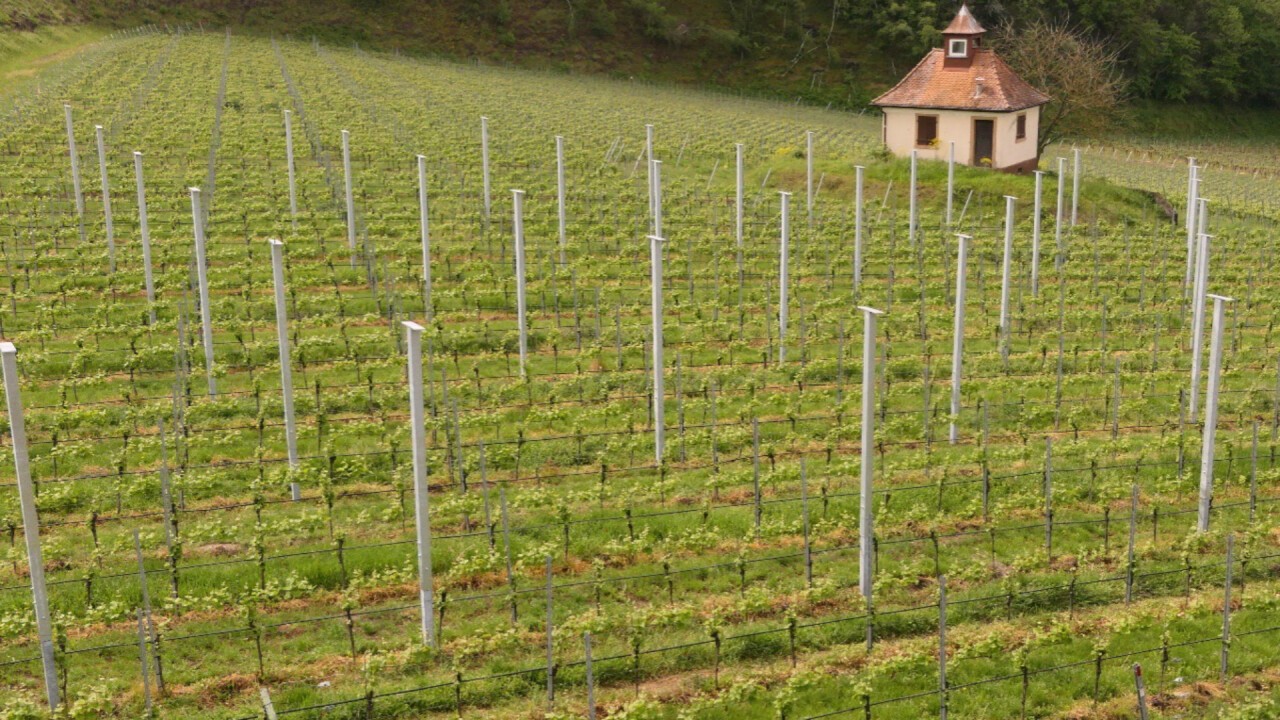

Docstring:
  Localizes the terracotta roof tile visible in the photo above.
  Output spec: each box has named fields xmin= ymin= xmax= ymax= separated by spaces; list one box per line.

xmin=871 ymin=49 xmax=1050 ymax=112
xmin=943 ymin=4 xmax=985 ymax=35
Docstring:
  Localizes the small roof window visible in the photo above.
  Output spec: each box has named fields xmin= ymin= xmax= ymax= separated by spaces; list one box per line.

xmin=948 ymin=38 xmax=968 ymax=58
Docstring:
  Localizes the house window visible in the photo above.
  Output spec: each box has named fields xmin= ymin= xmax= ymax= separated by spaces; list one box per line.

xmin=1016 ymin=113 xmax=1027 ymax=140
xmin=948 ymin=38 xmax=968 ymax=57
xmin=916 ymin=115 xmax=938 ymax=147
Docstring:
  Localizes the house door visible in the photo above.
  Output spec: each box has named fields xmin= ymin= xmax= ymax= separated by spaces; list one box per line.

xmin=973 ymin=119 xmax=994 ymax=166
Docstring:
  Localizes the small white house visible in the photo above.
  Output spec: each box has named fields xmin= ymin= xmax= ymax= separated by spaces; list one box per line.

xmin=872 ymin=5 xmax=1050 ymax=173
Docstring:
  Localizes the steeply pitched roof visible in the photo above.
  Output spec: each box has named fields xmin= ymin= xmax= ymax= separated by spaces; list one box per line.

xmin=943 ymin=4 xmax=985 ymax=35
xmin=871 ymin=49 xmax=1050 ymax=112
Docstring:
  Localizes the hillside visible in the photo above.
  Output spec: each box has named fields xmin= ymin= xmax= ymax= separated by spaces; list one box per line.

xmin=5 ymin=0 xmax=1280 ymax=130
xmin=1 ymin=22 xmax=1280 ymax=720
xmin=1 ymin=0 xmax=893 ymax=110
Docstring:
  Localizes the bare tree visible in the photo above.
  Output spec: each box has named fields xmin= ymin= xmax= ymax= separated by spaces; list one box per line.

xmin=994 ymin=19 xmax=1127 ymax=155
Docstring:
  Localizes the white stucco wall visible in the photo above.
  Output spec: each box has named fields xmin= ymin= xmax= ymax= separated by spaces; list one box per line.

xmin=881 ymin=105 xmax=1040 ymax=170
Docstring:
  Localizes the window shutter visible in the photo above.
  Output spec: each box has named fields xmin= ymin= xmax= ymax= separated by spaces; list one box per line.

xmin=916 ymin=116 xmax=938 ymax=146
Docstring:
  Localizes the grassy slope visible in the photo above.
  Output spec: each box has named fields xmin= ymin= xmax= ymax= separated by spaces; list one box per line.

xmin=0 ymin=0 xmax=892 ymax=111
xmin=7 ymin=0 xmax=1280 ymax=139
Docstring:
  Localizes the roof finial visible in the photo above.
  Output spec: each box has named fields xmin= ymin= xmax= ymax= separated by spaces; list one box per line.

xmin=944 ymin=3 xmax=986 ymax=35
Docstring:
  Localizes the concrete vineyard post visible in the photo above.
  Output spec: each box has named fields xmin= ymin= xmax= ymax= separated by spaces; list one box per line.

xmin=133 ymin=531 xmax=163 ymax=693
xmin=417 ymin=155 xmax=433 ymax=322
xmin=159 ymin=420 xmax=175 ymax=552
xmin=805 ymin=131 xmax=814 ymax=227
xmin=802 ymin=461 xmax=812 ymax=588
xmin=189 ymin=187 xmax=217 ymax=396
xmin=341 ymin=130 xmax=356 ymax=265
xmin=260 ymin=687 xmax=278 ymax=720
xmin=545 ymin=556 xmax=555 ymax=707
xmin=1071 ymin=147 xmax=1081 ymax=226
xmin=481 ymin=116 xmax=491 ymax=224
xmin=65 ymin=105 xmax=84 ymax=223
xmin=135 ymin=609 xmax=153 ymax=715
xmin=999 ymin=196 xmax=1016 ymax=360
xmin=946 ymin=142 xmax=955 ymax=228
xmin=1126 ymin=485 xmax=1138 ymax=603
xmin=512 ymin=189 xmax=529 ymax=378
xmin=779 ymin=191 xmax=791 ymax=366
xmin=735 ymin=143 xmax=744 ymax=249
xmin=651 ymin=158 xmax=663 ymax=237
xmin=556 ymin=135 xmax=567 ymax=266
xmin=1134 ymin=665 xmax=1150 ymax=720
xmin=1055 ymin=157 xmax=1065 ymax=269
xmin=500 ymin=486 xmax=517 ymax=623
xmin=909 ymin=149 xmax=918 ymax=247
xmin=1184 ymin=159 xmax=1198 ymax=294
xmin=133 ymin=152 xmax=156 ymax=324
xmin=752 ymin=418 xmax=762 ymax=535
xmin=1031 ymin=171 xmax=1043 ymax=296
xmin=404 ymin=321 xmax=437 ymax=647
xmin=270 ymin=240 xmax=300 ymax=501
xmin=284 ymin=110 xmax=297 ymax=228
xmin=645 ymin=124 xmax=655 ymax=231
xmin=1190 ymin=224 xmax=1211 ymax=421
xmin=939 ymin=575 xmax=948 ymax=720
xmin=585 ymin=632 xmax=596 ymax=720
xmin=854 ymin=165 xmax=864 ymax=288
xmin=1250 ymin=421 xmax=1259 ymax=522
xmin=859 ymin=306 xmax=885 ymax=601
xmin=95 ymin=125 xmax=116 ymax=272
xmin=650 ymin=158 xmax=666 ymax=464
xmin=1045 ymin=438 xmax=1054 ymax=554
xmin=950 ymin=234 xmax=970 ymax=444
xmin=1221 ymin=534 xmax=1233 ymax=681
xmin=1198 ymin=294 xmax=1232 ymax=532
xmin=650 ymin=233 xmax=666 ymax=465
xmin=2 ymin=343 xmax=59 ymax=711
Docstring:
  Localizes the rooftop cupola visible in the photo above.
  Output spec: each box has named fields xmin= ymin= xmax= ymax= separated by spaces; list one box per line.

xmin=942 ymin=4 xmax=985 ymax=67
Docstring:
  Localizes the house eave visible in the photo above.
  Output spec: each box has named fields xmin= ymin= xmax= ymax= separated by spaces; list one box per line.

xmin=871 ymin=99 xmax=1050 ymax=113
